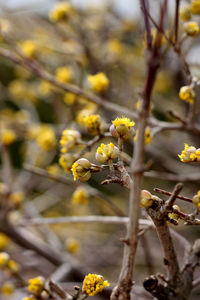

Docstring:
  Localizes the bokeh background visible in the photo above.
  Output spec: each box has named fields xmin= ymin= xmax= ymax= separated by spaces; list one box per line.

xmin=0 ymin=0 xmax=200 ymax=299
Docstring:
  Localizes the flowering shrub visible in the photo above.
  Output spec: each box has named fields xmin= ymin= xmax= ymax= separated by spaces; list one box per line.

xmin=0 ymin=1 xmax=200 ymax=300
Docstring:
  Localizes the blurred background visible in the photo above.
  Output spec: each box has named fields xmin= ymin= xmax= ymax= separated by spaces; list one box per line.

xmin=0 ymin=0 xmax=200 ymax=299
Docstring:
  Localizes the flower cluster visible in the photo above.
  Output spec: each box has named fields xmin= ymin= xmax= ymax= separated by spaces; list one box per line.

xmin=65 ymin=237 xmax=80 ymax=254
xmin=60 ymin=129 xmax=81 ymax=153
xmin=72 ymin=187 xmax=89 ymax=205
xmin=19 ymin=40 xmax=37 ymax=58
xmin=81 ymin=114 xmax=102 ymax=135
xmin=36 ymin=125 xmax=56 ymax=151
xmin=96 ymin=143 xmax=119 ymax=163
xmin=178 ymin=144 xmax=200 ymax=162
xmin=0 ymin=252 xmax=20 ymax=273
xmin=0 ymin=128 xmax=16 ymax=145
xmin=179 ymin=85 xmax=195 ymax=103
xmin=88 ymin=72 xmax=109 ymax=93
xmin=184 ymin=21 xmax=199 ymax=37
xmin=27 ymin=276 xmax=45 ymax=296
xmin=59 ymin=153 xmax=77 ymax=172
xmin=55 ymin=66 xmax=73 ymax=83
xmin=82 ymin=273 xmax=109 ymax=296
xmin=110 ymin=117 xmax=135 ymax=140
xmin=49 ymin=2 xmax=73 ymax=22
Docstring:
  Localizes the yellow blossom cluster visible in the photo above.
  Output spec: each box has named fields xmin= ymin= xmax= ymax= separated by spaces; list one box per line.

xmin=110 ymin=117 xmax=135 ymax=139
xmin=36 ymin=125 xmax=56 ymax=151
xmin=179 ymin=85 xmax=195 ymax=103
xmin=65 ymin=237 xmax=80 ymax=254
xmin=82 ymin=273 xmax=110 ymax=296
xmin=80 ymin=114 xmax=102 ymax=135
xmin=180 ymin=0 xmax=200 ymax=21
xmin=49 ymin=2 xmax=73 ymax=22
xmin=88 ymin=72 xmax=109 ymax=93
xmin=27 ymin=276 xmax=45 ymax=296
xmin=60 ymin=129 xmax=81 ymax=153
xmin=0 ymin=233 xmax=9 ymax=250
xmin=59 ymin=153 xmax=76 ymax=173
xmin=178 ymin=144 xmax=200 ymax=162
xmin=19 ymin=40 xmax=37 ymax=58
xmin=0 ymin=128 xmax=16 ymax=145
xmin=55 ymin=66 xmax=73 ymax=83
xmin=0 ymin=252 xmax=20 ymax=273
xmin=96 ymin=143 xmax=119 ymax=163
xmin=168 ymin=205 xmax=181 ymax=221
xmin=184 ymin=21 xmax=199 ymax=36
xmin=72 ymin=187 xmax=89 ymax=205
xmin=1 ymin=282 xmax=15 ymax=295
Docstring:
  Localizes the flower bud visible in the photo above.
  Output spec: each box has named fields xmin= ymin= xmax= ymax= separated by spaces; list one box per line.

xmin=140 ymin=190 xmax=153 ymax=208
xmin=96 ymin=143 xmax=119 ymax=163
xmin=110 ymin=117 xmax=135 ymax=140
xmin=179 ymin=85 xmax=195 ymax=103
xmin=71 ymin=158 xmax=91 ymax=182
xmin=184 ymin=21 xmax=199 ymax=37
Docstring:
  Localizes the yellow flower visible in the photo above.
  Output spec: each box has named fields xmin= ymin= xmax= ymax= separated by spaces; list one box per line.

xmin=7 ymin=259 xmax=20 ymax=273
xmin=190 ymin=0 xmax=200 ymax=14
xmin=60 ymin=129 xmax=81 ymax=153
xmin=49 ymin=2 xmax=73 ymax=22
xmin=72 ymin=187 xmax=89 ymax=205
xmin=9 ymin=191 xmax=24 ymax=206
xmin=0 ymin=129 xmax=16 ymax=145
xmin=88 ymin=72 xmax=109 ymax=93
xmin=59 ymin=153 xmax=76 ymax=172
xmin=184 ymin=21 xmax=199 ymax=37
xmin=71 ymin=158 xmax=91 ymax=182
xmin=81 ymin=114 xmax=101 ymax=135
xmin=65 ymin=237 xmax=80 ymax=254
xmin=63 ymin=92 xmax=76 ymax=105
xmin=107 ymin=39 xmax=123 ymax=54
xmin=134 ymin=127 xmax=152 ymax=145
xmin=82 ymin=273 xmax=109 ymax=296
xmin=8 ymin=80 xmax=37 ymax=103
xmin=179 ymin=5 xmax=191 ymax=21
xmin=96 ymin=143 xmax=119 ymax=163
xmin=36 ymin=125 xmax=56 ymax=151
xmin=140 ymin=190 xmax=153 ymax=208
xmin=28 ymin=276 xmax=45 ymax=295
xmin=110 ymin=117 xmax=135 ymax=139
xmin=1 ymin=282 xmax=14 ymax=295
xmin=179 ymin=85 xmax=195 ymax=104
xmin=39 ymin=80 xmax=53 ymax=96
xmin=178 ymin=144 xmax=197 ymax=162
xmin=195 ymin=148 xmax=200 ymax=162
xmin=19 ymin=40 xmax=36 ymax=58
xmin=0 ymin=234 xmax=9 ymax=251
xmin=55 ymin=66 xmax=73 ymax=83
xmin=0 ymin=252 xmax=10 ymax=266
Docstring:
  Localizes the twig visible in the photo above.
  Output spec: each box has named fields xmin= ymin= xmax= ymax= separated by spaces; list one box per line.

xmin=163 ymin=183 xmax=183 ymax=214
xmin=154 ymin=187 xmax=193 ymax=203
xmin=19 ymin=215 xmax=153 ymax=227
